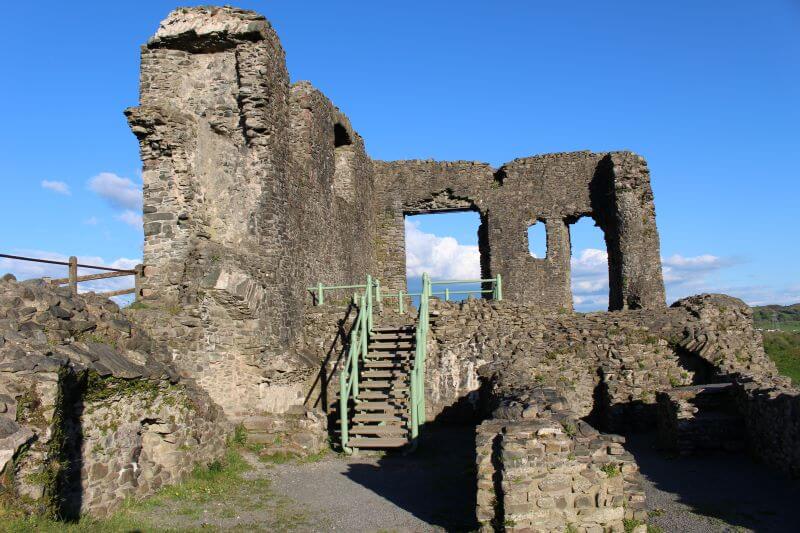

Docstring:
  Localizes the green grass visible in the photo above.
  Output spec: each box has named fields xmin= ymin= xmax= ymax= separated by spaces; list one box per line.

xmin=762 ymin=330 xmax=800 ymax=385
xmin=0 ymin=449 xmax=264 ymax=532
xmin=599 ymin=463 xmax=620 ymax=478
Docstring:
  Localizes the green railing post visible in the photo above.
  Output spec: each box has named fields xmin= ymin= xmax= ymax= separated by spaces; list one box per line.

xmin=495 ymin=273 xmax=503 ymax=301
xmin=352 ymin=314 xmax=360 ymax=401
xmin=339 ymin=369 xmax=349 ymax=449
xmin=375 ymin=278 xmax=381 ymax=305
xmin=360 ymin=294 xmax=368 ymax=362
xmin=398 ymin=290 xmax=404 ymax=314
xmin=366 ymin=275 xmax=373 ymax=331
xmin=317 ymin=282 xmax=324 ymax=306
xmin=444 ymin=287 xmax=450 ymax=301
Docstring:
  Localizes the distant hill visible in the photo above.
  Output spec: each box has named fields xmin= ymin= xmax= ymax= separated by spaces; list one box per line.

xmin=752 ymin=303 xmax=800 ymax=332
xmin=752 ymin=304 xmax=800 ymax=385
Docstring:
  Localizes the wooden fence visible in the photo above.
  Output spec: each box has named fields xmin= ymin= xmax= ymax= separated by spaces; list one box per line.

xmin=0 ymin=253 xmax=142 ymax=299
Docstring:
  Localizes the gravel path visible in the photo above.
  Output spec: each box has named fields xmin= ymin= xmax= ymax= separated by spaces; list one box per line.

xmin=625 ymin=433 xmax=800 ymax=532
xmin=128 ymin=426 xmax=800 ymax=532
xmin=263 ymin=425 xmax=479 ymax=532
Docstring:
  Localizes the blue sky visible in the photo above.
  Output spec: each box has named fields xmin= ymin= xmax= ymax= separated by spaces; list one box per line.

xmin=0 ymin=1 xmax=798 ymax=309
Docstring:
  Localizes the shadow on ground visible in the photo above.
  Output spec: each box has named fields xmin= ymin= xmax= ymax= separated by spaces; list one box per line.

xmin=343 ymin=423 xmax=480 ymax=532
xmin=625 ymin=432 xmax=800 ymax=532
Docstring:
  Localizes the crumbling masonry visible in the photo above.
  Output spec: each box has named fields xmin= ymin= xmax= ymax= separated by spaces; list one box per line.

xmin=2 ymin=5 xmax=799 ymax=530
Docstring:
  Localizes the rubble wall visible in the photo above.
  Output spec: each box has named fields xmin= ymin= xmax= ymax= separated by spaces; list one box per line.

xmin=0 ymin=276 xmax=227 ymax=518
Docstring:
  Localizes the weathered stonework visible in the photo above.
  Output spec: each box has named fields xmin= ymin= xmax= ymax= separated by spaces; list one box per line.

xmin=374 ymin=152 xmax=665 ymax=312
xmin=15 ymin=4 xmax=785 ymax=530
xmin=0 ymin=276 xmax=227 ymax=518
xmin=125 ymin=6 xmax=671 ymax=431
xmin=126 ymin=6 xmax=376 ymax=422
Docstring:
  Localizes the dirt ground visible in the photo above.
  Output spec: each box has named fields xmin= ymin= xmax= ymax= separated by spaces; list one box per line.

xmin=116 ymin=426 xmax=800 ymax=532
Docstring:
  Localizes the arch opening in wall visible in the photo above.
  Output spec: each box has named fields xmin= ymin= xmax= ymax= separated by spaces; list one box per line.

xmin=527 ymin=220 xmax=547 ymax=259
xmin=332 ymin=122 xmax=355 ymax=201
xmin=403 ymin=209 xmax=490 ymax=305
xmin=568 ymin=216 xmax=610 ymax=312
xmin=333 ymin=123 xmax=352 ymax=147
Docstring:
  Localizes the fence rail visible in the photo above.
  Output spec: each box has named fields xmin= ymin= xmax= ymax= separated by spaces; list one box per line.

xmin=0 ymin=253 xmax=141 ymax=299
xmin=309 ymin=274 xmax=502 ymax=313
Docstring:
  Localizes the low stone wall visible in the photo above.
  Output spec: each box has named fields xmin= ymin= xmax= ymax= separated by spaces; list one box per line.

xmin=420 ymin=293 xmax=800 ymax=529
xmin=475 ymin=390 xmax=646 ymax=532
xmin=241 ymin=410 xmax=327 ymax=458
xmin=734 ymin=381 xmax=800 ymax=477
xmin=656 ymin=383 xmax=745 ymax=455
xmin=0 ymin=276 xmax=228 ymax=518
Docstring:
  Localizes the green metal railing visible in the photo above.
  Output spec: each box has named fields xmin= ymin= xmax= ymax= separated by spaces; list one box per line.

xmin=311 ymin=273 xmax=502 ymax=451
xmin=409 ymin=273 xmax=431 ymax=442
xmin=380 ymin=274 xmax=502 ymax=313
xmin=336 ymin=281 xmax=376 ymax=453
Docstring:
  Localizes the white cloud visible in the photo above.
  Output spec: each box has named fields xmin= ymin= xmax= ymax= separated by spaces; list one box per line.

xmin=84 ymin=216 xmax=99 ymax=225
xmin=405 ymin=219 xmax=481 ymax=279
xmin=88 ymin=172 xmax=142 ymax=211
xmin=661 ymin=254 xmax=732 ymax=285
xmin=116 ymin=210 xmax=143 ymax=228
xmin=0 ymin=250 xmax=141 ymax=305
xmin=404 ymin=223 xmax=795 ymax=311
xmin=41 ymin=180 xmax=70 ymax=195
xmin=570 ymin=248 xmax=610 ymax=311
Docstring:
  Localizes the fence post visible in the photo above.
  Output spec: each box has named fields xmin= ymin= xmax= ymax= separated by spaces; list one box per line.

xmin=445 ymin=287 xmax=450 ymax=301
xmin=375 ymin=279 xmax=381 ymax=305
xmin=317 ymin=282 xmax=324 ymax=306
xmin=68 ymin=256 xmax=78 ymax=296
xmin=134 ymin=264 xmax=143 ymax=302
xmin=399 ymin=290 xmax=404 ymax=314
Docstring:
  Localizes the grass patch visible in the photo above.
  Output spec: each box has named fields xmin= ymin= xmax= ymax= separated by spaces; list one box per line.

xmin=762 ymin=331 xmax=800 ymax=385
xmin=0 ymin=448 xmax=261 ymax=532
xmin=599 ymin=463 xmax=620 ymax=478
xmin=258 ymin=451 xmax=296 ymax=464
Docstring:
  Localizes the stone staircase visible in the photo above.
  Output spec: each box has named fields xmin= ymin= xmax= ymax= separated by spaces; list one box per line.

xmin=344 ymin=324 xmax=416 ymax=450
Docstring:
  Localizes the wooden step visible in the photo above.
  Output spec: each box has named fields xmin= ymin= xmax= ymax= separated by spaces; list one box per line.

xmin=350 ymin=425 xmax=408 ymax=436
xmin=363 ymin=361 xmax=411 ymax=369
xmin=358 ymin=390 xmax=408 ymax=400
xmin=361 ymin=370 xmax=409 ymax=379
xmin=348 ymin=437 xmax=409 ymax=449
xmin=369 ymin=341 xmax=414 ymax=350
xmin=361 ymin=380 xmax=409 ymax=389
xmin=372 ymin=326 xmax=415 ymax=333
xmin=352 ymin=413 xmax=406 ymax=423
xmin=366 ymin=351 xmax=413 ymax=359
xmin=355 ymin=401 xmax=407 ymax=412
xmin=371 ymin=332 xmax=415 ymax=341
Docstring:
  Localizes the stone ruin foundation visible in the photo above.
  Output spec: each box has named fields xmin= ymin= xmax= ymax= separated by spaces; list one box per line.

xmin=1 ymin=5 xmax=799 ymax=530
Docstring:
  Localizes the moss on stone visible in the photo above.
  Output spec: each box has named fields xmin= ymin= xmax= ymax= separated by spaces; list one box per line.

xmin=83 ymin=372 xmax=161 ymax=404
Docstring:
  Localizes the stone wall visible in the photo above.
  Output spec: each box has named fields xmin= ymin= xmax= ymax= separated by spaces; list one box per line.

xmin=476 ymin=414 xmax=646 ymax=532
xmin=373 ymin=152 xmax=666 ymax=312
xmin=0 ymin=276 xmax=227 ymax=518
xmin=123 ymin=6 xmax=673 ymax=425
xmin=415 ymin=293 xmax=800 ymax=529
xmin=126 ymin=6 xmax=377 ymax=420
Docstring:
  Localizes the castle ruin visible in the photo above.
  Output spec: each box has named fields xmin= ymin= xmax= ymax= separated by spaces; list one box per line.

xmin=1 ymin=6 xmax=799 ymax=531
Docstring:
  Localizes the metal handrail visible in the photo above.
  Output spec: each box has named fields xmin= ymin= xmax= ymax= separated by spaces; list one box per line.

xmin=409 ymin=273 xmax=431 ymax=442
xmin=317 ymin=273 xmax=502 ymax=451
xmin=337 ymin=278 xmax=376 ymax=453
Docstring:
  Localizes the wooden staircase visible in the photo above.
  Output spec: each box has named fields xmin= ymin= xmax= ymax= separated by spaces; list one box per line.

xmin=344 ymin=324 xmax=416 ymax=450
